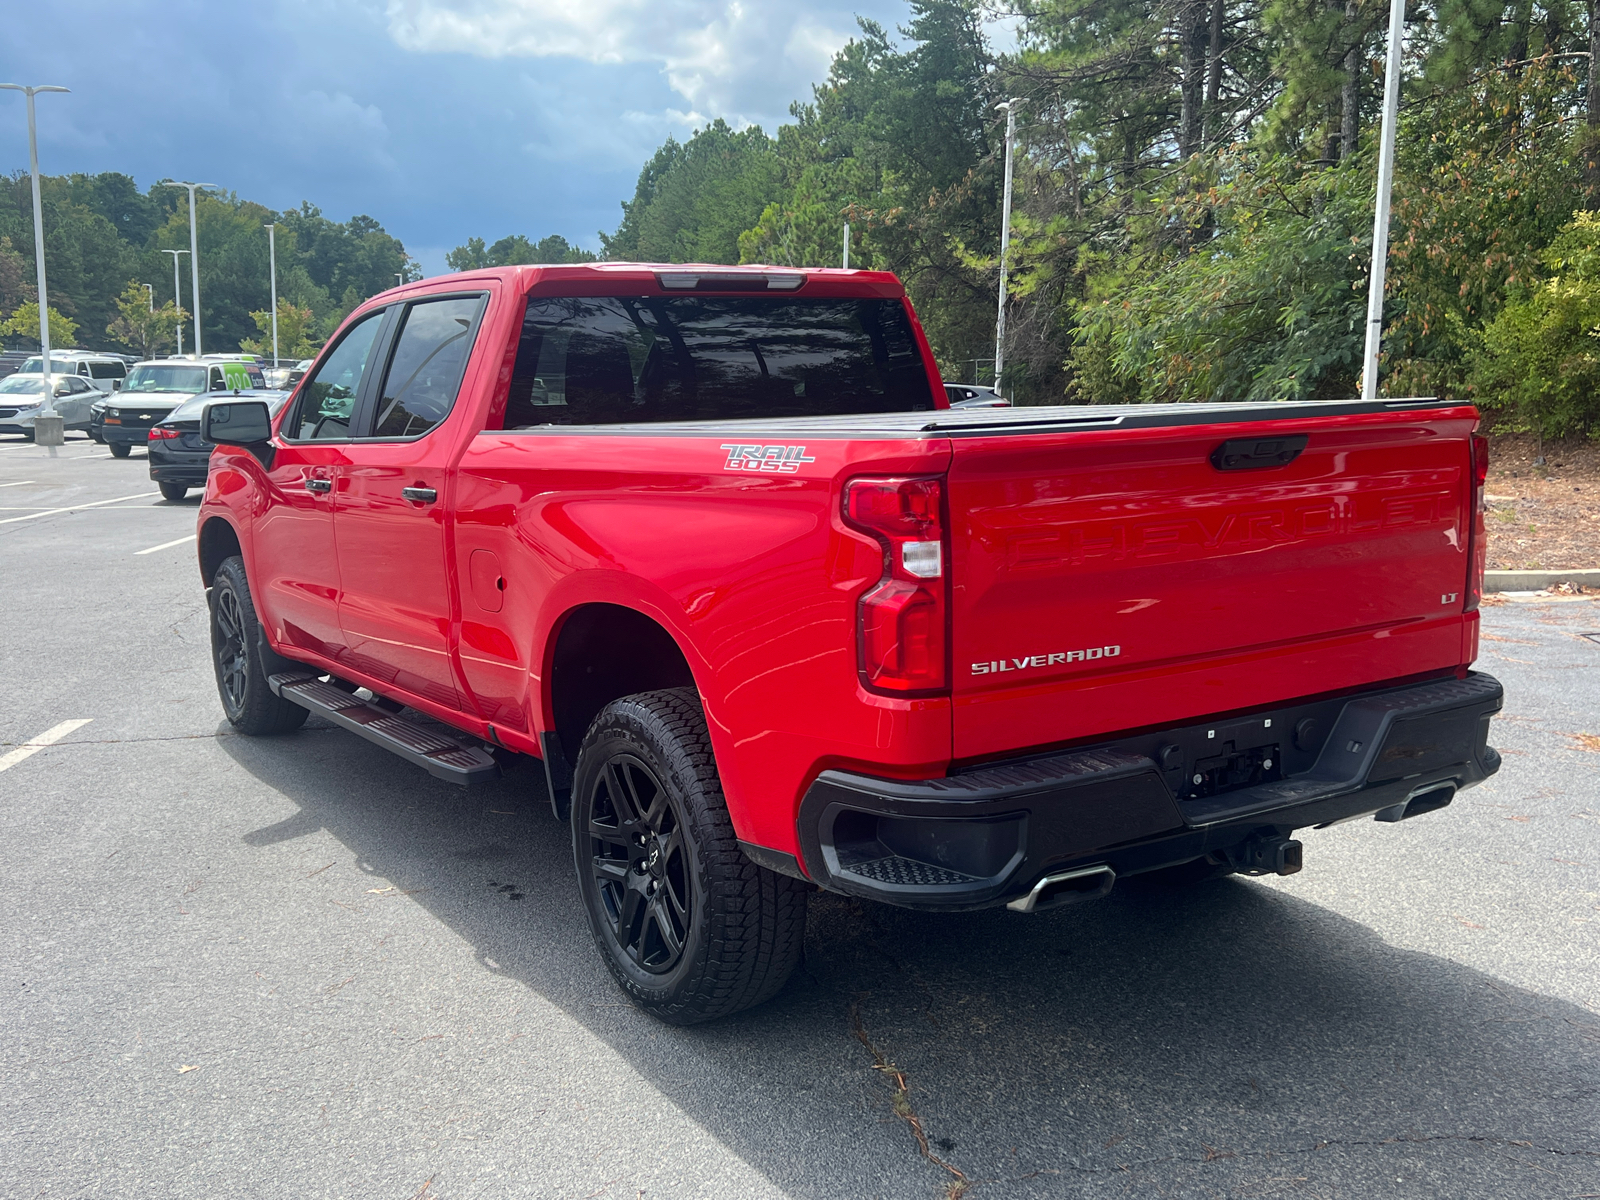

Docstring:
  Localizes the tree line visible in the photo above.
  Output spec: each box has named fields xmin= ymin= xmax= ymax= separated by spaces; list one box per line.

xmin=569 ymin=0 xmax=1600 ymax=435
xmin=0 ymin=172 xmax=417 ymax=361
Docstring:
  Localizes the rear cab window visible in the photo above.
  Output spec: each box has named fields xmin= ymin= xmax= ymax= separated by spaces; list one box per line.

xmin=498 ymin=295 xmax=934 ymax=429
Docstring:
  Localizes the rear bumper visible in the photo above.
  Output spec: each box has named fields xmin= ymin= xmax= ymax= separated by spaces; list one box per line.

xmin=147 ymin=451 xmax=210 ymax=484
xmin=103 ymin=425 xmax=154 ymax=445
xmin=795 ymin=672 xmax=1503 ymax=911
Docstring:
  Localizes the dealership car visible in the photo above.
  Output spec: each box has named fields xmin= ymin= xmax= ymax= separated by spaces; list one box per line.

xmin=14 ymin=352 xmax=129 ymax=393
xmin=99 ymin=358 xmax=268 ymax=457
xmin=0 ymin=373 xmax=101 ymax=437
xmin=146 ymin=389 xmax=289 ymax=500
xmin=943 ymin=382 xmax=1010 ymax=408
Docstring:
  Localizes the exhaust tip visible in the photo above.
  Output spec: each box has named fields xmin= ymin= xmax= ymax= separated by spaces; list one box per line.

xmin=1375 ymin=782 xmax=1458 ymax=823
xmin=1007 ymin=865 xmax=1116 ymax=913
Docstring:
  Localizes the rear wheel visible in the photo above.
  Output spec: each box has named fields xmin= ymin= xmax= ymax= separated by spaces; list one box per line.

xmin=158 ymin=481 xmax=187 ymax=502
xmin=108 ymin=442 xmax=130 ymax=458
xmin=572 ymin=688 xmax=806 ymax=1024
xmin=209 ymin=555 xmax=308 ymax=735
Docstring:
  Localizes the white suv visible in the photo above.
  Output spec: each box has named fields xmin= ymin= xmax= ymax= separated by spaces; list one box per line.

xmin=15 ymin=352 xmax=129 ymax=394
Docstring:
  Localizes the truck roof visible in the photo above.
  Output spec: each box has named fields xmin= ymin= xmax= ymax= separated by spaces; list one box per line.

xmin=380 ymin=263 xmax=908 ymax=301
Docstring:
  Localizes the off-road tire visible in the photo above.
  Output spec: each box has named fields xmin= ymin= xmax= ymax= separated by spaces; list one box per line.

xmin=158 ymin=481 xmax=187 ymax=502
xmin=572 ymin=688 xmax=806 ymax=1024
xmin=108 ymin=442 xmax=130 ymax=458
xmin=209 ymin=555 xmax=308 ymax=735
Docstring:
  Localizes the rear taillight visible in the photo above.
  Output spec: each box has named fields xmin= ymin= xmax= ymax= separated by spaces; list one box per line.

xmin=147 ymin=426 xmax=180 ymax=441
xmin=1465 ymin=432 xmax=1488 ymax=611
xmin=843 ymin=476 xmax=948 ymax=695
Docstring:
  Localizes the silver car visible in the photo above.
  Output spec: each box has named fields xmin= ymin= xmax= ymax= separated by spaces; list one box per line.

xmin=0 ymin=373 xmax=100 ymax=437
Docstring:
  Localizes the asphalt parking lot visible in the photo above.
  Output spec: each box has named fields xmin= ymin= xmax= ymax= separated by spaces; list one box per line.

xmin=2 ymin=435 xmax=1597 ymax=1200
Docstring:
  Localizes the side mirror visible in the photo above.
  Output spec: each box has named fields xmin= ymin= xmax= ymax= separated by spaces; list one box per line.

xmin=202 ymin=399 xmax=273 ymax=446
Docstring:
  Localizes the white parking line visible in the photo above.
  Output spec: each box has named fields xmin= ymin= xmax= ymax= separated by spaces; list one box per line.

xmin=136 ymin=533 xmax=198 ymax=556
xmin=0 ymin=491 xmax=158 ymax=526
xmin=0 ymin=480 xmax=35 ymax=488
xmin=0 ymin=720 xmax=93 ymax=774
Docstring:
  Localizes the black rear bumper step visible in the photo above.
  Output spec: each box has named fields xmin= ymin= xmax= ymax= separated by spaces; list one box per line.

xmin=797 ymin=671 xmax=1503 ymax=911
xmin=268 ymin=673 xmax=500 ymax=786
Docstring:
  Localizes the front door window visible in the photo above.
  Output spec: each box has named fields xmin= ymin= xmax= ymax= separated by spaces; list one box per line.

xmin=290 ymin=312 xmax=385 ymax=441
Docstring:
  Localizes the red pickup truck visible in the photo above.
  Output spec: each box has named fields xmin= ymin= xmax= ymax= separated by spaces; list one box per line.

xmin=196 ymin=263 xmax=1502 ymax=1023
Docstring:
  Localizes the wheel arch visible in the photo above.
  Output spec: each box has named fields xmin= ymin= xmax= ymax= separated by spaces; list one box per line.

xmin=198 ymin=516 xmax=243 ymax=587
xmin=546 ymin=602 xmax=697 ymax=767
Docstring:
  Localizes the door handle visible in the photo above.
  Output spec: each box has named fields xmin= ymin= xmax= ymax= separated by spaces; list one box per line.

xmin=304 ymin=477 xmax=332 ymax=494
xmin=401 ymin=486 xmax=437 ymax=504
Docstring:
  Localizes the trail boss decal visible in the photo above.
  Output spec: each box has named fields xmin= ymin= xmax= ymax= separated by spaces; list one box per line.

xmin=971 ymin=645 xmax=1121 ymax=676
xmin=720 ymin=444 xmax=817 ymax=474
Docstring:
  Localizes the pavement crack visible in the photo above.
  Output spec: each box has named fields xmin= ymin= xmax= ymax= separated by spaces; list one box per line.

xmin=850 ymin=999 xmax=972 ymax=1199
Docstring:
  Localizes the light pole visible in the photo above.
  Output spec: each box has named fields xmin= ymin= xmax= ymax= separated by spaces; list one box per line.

xmin=265 ymin=223 xmax=279 ymax=367
xmin=842 ymin=222 xmax=850 ymax=269
xmin=142 ymin=282 xmax=153 ymax=311
xmin=0 ymin=82 xmax=70 ymax=434
xmin=993 ymin=98 xmax=1021 ymax=392
xmin=1359 ymin=0 xmax=1406 ymax=396
xmin=161 ymin=248 xmax=189 ymax=355
xmin=159 ymin=181 xmax=215 ymax=356
xmin=395 ymin=272 xmax=404 ymax=288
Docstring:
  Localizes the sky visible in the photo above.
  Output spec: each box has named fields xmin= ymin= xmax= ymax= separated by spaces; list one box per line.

xmin=0 ymin=0 xmax=997 ymax=276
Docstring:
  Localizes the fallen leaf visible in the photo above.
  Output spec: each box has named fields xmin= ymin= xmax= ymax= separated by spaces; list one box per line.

xmin=365 ymin=887 xmax=397 ymax=896
xmin=1454 ymin=915 xmax=1486 ymax=929
xmin=1566 ymin=733 xmax=1600 ymax=752
xmin=1104 ymin=1134 xmax=1126 ymax=1148
xmin=177 ymin=1064 xmax=200 ymax=1073
xmin=1506 ymin=815 xmax=1532 ymax=822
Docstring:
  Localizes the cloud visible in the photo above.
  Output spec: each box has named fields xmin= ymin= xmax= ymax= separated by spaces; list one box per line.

xmin=383 ymin=0 xmax=859 ymax=122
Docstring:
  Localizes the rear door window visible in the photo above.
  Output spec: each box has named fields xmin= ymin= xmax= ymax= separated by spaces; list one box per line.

xmin=369 ymin=295 xmax=485 ymax=438
xmin=90 ymin=361 xmax=125 ymax=379
xmin=288 ymin=311 xmax=386 ymax=441
xmin=500 ymin=295 xmax=933 ymax=428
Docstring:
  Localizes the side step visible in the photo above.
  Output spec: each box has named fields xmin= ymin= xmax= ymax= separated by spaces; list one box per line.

xmin=268 ymin=673 xmax=500 ymax=786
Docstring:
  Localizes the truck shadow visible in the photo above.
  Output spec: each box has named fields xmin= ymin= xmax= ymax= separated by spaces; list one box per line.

xmin=222 ymin=721 xmax=1600 ymax=1199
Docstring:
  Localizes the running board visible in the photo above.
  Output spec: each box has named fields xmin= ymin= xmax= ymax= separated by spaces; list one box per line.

xmin=268 ymin=673 xmax=500 ymax=786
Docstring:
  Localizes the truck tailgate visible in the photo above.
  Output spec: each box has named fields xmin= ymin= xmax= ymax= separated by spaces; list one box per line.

xmin=948 ymin=409 xmax=1478 ymax=761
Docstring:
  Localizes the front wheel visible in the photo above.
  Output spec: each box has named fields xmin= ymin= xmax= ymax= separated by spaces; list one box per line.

xmin=108 ymin=442 xmax=130 ymax=458
xmin=572 ymin=688 xmax=806 ymax=1024
xmin=209 ymin=556 xmax=308 ymax=735
xmin=158 ymin=481 xmax=187 ymax=502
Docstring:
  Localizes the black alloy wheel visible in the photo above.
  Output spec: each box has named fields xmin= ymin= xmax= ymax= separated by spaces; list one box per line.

xmin=213 ymin=583 xmax=249 ymax=713
xmin=571 ymin=689 xmax=806 ymax=1024
xmin=208 ymin=556 xmax=308 ymax=735
xmin=588 ymin=752 xmax=694 ymax=974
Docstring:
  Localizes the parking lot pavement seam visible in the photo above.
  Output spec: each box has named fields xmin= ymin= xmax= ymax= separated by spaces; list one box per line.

xmin=0 ymin=719 xmax=93 ymax=773
xmin=850 ymin=1000 xmax=973 ymax=1199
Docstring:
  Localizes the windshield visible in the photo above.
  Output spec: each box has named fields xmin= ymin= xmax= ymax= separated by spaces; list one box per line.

xmin=123 ymin=365 xmax=208 ymax=394
xmin=504 ymin=296 xmax=934 ymax=427
xmin=0 ymin=376 xmax=53 ymax=396
xmin=19 ymin=357 xmax=76 ymax=374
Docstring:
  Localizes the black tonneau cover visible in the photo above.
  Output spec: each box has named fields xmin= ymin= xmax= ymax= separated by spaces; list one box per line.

xmin=497 ymin=397 xmax=1455 ymax=440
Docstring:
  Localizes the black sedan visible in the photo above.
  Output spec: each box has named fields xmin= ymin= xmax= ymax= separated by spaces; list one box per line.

xmin=147 ymin=390 xmax=290 ymax=501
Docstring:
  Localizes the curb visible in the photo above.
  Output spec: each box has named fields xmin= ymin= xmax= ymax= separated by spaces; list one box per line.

xmin=1484 ymin=568 xmax=1600 ymax=592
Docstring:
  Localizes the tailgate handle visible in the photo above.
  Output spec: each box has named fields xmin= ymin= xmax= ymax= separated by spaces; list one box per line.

xmin=1210 ymin=435 xmax=1308 ymax=471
